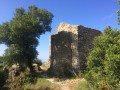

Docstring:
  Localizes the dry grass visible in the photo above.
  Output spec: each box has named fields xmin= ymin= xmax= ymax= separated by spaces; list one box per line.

xmin=40 ymin=63 xmax=50 ymax=71
xmin=21 ymin=78 xmax=60 ymax=90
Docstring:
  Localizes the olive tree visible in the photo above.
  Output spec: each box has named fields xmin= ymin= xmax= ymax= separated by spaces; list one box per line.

xmin=0 ymin=5 xmax=53 ymax=72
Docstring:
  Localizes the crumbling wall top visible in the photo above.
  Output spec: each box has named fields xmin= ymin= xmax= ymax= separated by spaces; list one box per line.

xmin=56 ymin=23 xmax=79 ymax=33
xmin=56 ymin=23 xmax=100 ymax=34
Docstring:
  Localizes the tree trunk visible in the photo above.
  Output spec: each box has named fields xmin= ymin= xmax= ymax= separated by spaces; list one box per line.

xmin=27 ymin=59 xmax=34 ymax=72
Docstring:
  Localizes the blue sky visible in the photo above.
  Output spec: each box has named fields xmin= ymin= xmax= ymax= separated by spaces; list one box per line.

xmin=0 ymin=0 xmax=119 ymax=62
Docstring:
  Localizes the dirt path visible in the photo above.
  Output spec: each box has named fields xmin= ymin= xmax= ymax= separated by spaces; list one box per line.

xmin=45 ymin=77 xmax=85 ymax=90
xmin=46 ymin=78 xmax=70 ymax=90
xmin=40 ymin=66 xmax=85 ymax=90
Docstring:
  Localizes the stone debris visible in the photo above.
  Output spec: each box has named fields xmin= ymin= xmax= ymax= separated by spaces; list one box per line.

xmin=44 ymin=60 xmax=50 ymax=68
xmin=33 ymin=63 xmax=41 ymax=72
xmin=6 ymin=64 xmax=25 ymax=83
xmin=6 ymin=63 xmax=41 ymax=83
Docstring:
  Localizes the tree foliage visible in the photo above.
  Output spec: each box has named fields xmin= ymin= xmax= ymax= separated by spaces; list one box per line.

xmin=0 ymin=5 xmax=53 ymax=71
xmin=85 ymin=26 xmax=120 ymax=89
xmin=33 ymin=58 xmax=42 ymax=66
xmin=85 ymin=1 xmax=120 ymax=89
xmin=0 ymin=56 xmax=3 ymax=63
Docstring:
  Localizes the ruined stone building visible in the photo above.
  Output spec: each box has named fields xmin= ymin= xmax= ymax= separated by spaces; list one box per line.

xmin=49 ymin=23 xmax=101 ymax=77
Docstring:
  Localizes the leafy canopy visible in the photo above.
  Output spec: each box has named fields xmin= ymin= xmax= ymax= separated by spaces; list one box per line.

xmin=86 ymin=27 xmax=120 ymax=89
xmin=0 ymin=5 xmax=53 ymax=71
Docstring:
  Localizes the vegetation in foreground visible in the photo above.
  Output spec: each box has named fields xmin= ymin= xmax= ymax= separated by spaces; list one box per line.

xmin=77 ymin=80 xmax=95 ymax=90
xmin=1 ymin=67 xmax=59 ymax=90
xmin=20 ymin=75 xmax=60 ymax=90
xmin=85 ymin=25 xmax=120 ymax=89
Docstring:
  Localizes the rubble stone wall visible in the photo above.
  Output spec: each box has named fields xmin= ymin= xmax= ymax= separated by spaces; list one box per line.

xmin=50 ymin=31 xmax=72 ymax=77
xmin=77 ymin=26 xmax=101 ymax=73
xmin=49 ymin=23 xmax=101 ymax=77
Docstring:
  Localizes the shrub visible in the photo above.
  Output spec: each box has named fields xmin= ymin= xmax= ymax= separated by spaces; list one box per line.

xmin=77 ymin=80 xmax=94 ymax=90
xmin=0 ymin=66 xmax=8 ymax=89
xmin=86 ymin=26 xmax=120 ymax=89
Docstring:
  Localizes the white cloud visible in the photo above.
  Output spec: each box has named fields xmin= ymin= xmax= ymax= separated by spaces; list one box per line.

xmin=102 ymin=14 xmax=114 ymax=21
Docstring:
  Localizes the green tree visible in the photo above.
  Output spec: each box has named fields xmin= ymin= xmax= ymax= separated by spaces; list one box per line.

xmin=33 ymin=58 xmax=42 ymax=66
xmin=0 ymin=5 xmax=53 ymax=72
xmin=0 ymin=56 xmax=3 ymax=63
xmin=85 ymin=26 xmax=120 ymax=89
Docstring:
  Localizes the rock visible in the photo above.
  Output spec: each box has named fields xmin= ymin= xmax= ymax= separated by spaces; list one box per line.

xmin=6 ymin=64 xmax=25 ymax=83
xmin=33 ymin=63 xmax=41 ymax=72
xmin=44 ymin=60 xmax=50 ymax=68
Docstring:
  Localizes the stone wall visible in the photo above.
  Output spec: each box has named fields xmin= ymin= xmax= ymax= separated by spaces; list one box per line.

xmin=49 ymin=23 xmax=101 ymax=77
xmin=77 ymin=26 xmax=101 ymax=73
xmin=49 ymin=31 xmax=72 ymax=77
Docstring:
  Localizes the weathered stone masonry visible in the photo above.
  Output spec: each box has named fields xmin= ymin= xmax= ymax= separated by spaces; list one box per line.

xmin=49 ymin=23 xmax=101 ymax=77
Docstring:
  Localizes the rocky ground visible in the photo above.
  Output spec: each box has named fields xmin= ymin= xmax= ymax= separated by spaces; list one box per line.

xmin=40 ymin=62 xmax=86 ymax=90
xmin=45 ymin=77 xmax=85 ymax=90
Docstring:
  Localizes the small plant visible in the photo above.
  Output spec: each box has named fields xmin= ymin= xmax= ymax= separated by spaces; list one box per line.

xmin=77 ymin=80 xmax=94 ymax=90
xmin=22 ymin=76 xmax=33 ymax=84
xmin=74 ymin=73 xmax=85 ymax=79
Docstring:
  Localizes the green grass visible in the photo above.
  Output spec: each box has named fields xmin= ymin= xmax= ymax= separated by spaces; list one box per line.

xmin=18 ymin=68 xmax=59 ymax=90
xmin=77 ymin=80 xmax=94 ymax=90
xmin=21 ymin=77 xmax=59 ymax=90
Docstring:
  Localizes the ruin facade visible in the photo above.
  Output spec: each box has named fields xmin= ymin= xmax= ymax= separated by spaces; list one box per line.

xmin=49 ymin=23 xmax=101 ymax=77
